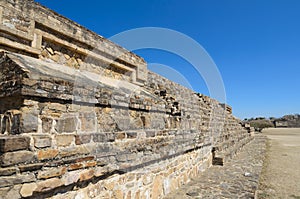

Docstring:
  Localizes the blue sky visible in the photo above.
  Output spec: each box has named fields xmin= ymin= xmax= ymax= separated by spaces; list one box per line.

xmin=35 ymin=0 xmax=300 ymax=119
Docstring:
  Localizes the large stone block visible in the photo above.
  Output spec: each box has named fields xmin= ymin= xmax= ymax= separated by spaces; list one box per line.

xmin=59 ymin=145 xmax=92 ymax=158
xmin=131 ymin=118 xmax=144 ymax=129
xmin=37 ymin=149 xmax=59 ymax=161
xmin=18 ymin=163 xmax=44 ymax=173
xmin=56 ymin=115 xmax=78 ymax=133
xmin=75 ymin=134 xmax=92 ymax=145
xmin=37 ymin=167 xmax=67 ymax=179
xmin=21 ymin=111 xmax=39 ymax=133
xmin=41 ymin=117 xmax=53 ymax=133
xmin=113 ymin=189 xmax=124 ymax=199
xmin=116 ymin=153 xmax=138 ymax=162
xmin=33 ymin=135 xmax=52 ymax=148
xmin=93 ymin=133 xmax=115 ymax=143
xmin=20 ymin=183 xmax=38 ymax=198
xmin=79 ymin=112 xmax=96 ymax=132
xmin=55 ymin=134 xmax=74 ymax=147
xmin=115 ymin=132 xmax=126 ymax=140
xmin=126 ymin=132 xmax=137 ymax=139
xmin=0 ymin=151 xmax=35 ymax=167
xmin=61 ymin=170 xmax=81 ymax=186
xmin=0 ymin=136 xmax=30 ymax=152
xmin=10 ymin=113 xmax=21 ymax=135
xmin=4 ymin=184 xmax=21 ymax=199
xmin=0 ymin=174 xmax=35 ymax=188
xmin=114 ymin=117 xmax=131 ymax=131
xmin=0 ymin=111 xmax=21 ymax=135
xmin=79 ymin=169 xmax=95 ymax=181
xmin=0 ymin=167 xmax=17 ymax=176
xmin=35 ymin=178 xmax=63 ymax=193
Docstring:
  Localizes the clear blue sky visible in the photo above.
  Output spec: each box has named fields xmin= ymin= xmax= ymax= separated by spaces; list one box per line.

xmin=35 ymin=0 xmax=300 ymax=119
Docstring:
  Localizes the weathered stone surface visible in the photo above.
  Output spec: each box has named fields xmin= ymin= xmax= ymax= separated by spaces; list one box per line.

xmin=21 ymin=111 xmax=39 ymax=133
xmin=103 ymin=181 xmax=115 ymax=191
xmin=19 ymin=163 xmax=44 ymax=173
xmin=73 ymin=156 xmax=95 ymax=163
xmin=35 ymin=178 xmax=63 ymax=192
xmin=164 ymin=136 xmax=266 ymax=199
xmin=142 ymin=175 xmax=153 ymax=185
xmin=68 ymin=163 xmax=85 ymax=171
xmin=135 ymin=190 xmax=141 ymax=199
xmin=5 ymin=185 xmax=21 ymax=199
xmin=114 ymin=189 xmax=124 ymax=199
xmin=94 ymin=167 xmax=105 ymax=177
xmin=41 ymin=117 xmax=53 ymax=134
xmin=59 ymin=146 xmax=91 ymax=158
xmin=0 ymin=136 xmax=30 ymax=152
xmin=126 ymin=132 xmax=137 ymax=139
xmin=37 ymin=167 xmax=67 ymax=179
xmin=68 ymin=161 xmax=97 ymax=171
xmin=79 ymin=112 xmax=96 ymax=132
xmin=93 ymin=133 xmax=115 ymax=142
xmin=56 ymin=115 xmax=78 ymax=133
xmin=20 ymin=182 xmax=38 ymax=198
xmin=0 ymin=151 xmax=35 ymax=167
xmin=61 ymin=170 xmax=81 ymax=186
xmin=37 ymin=149 xmax=59 ymax=161
xmin=85 ymin=161 xmax=97 ymax=168
xmin=0 ymin=167 xmax=17 ymax=176
xmin=126 ymin=190 xmax=132 ymax=199
xmin=0 ymin=187 xmax=10 ymax=198
xmin=8 ymin=111 xmax=22 ymax=135
xmin=0 ymin=174 xmax=35 ymax=188
xmin=152 ymin=176 xmax=163 ymax=199
xmin=114 ymin=118 xmax=131 ymax=131
xmin=79 ymin=169 xmax=94 ymax=181
xmin=146 ymin=130 xmax=156 ymax=137
xmin=141 ymin=115 xmax=151 ymax=128
xmin=116 ymin=132 xmax=126 ymax=140
xmin=116 ymin=153 xmax=137 ymax=162
xmin=55 ymin=134 xmax=74 ymax=147
xmin=33 ymin=135 xmax=52 ymax=148
xmin=75 ymin=134 xmax=91 ymax=145
xmin=43 ymin=156 xmax=94 ymax=167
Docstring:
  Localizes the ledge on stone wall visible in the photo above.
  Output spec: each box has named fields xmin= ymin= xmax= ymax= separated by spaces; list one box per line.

xmin=0 ymin=51 xmax=145 ymax=105
xmin=0 ymin=0 xmax=148 ymax=83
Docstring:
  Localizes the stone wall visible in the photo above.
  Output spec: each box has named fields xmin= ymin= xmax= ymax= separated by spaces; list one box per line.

xmin=0 ymin=0 xmax=147 ymax=84
xmin=0 ymin=0 xmax=252 ymax=198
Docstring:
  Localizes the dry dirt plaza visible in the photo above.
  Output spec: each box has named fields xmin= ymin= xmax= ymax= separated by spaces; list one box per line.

xmin=257 ymin=128 xmax=300 ymax=198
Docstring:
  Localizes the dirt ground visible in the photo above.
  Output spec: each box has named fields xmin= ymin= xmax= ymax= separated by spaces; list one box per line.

xmin=257 ymin=128 xmax=300 ymax=199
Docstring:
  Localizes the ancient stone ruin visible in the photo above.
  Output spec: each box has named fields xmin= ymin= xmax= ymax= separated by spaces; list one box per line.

xmin=274 ymin=114 xmax=300 ymax=128
xmin=0 ymin=0 xmax=252 ymax=198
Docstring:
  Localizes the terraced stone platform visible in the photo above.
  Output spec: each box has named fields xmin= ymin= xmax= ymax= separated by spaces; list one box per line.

xmin=164 ymin=134 xmax=267 ymax=199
